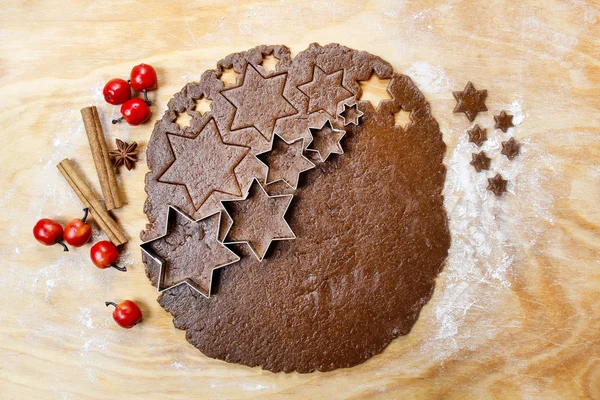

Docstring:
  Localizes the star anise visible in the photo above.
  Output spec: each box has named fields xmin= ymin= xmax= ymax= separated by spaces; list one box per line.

xmin=109 ymin=139 xmax=139 ymax=170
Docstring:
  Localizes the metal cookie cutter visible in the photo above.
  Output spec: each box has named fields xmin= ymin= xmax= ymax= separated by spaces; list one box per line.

xmin=306 ymin=119 xmax=346 ymax=162
xmin=221 ymin=178 xmax=295 ymax=262
xmin=255 ymin=134 xmax=315 ymax=190
xmin=337 ymin=102 xmax=364 ymax=126
xmin=140 ymin=205 xmax=240 ymax=298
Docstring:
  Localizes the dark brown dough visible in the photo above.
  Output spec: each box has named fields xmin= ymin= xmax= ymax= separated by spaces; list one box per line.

xmin=142 ymin=43 xmax=450 ymax=373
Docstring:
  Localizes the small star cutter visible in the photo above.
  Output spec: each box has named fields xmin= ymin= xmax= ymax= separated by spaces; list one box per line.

xmin=306 ymin=119 xmax=346 ymax=162
xmin=337 ymin=101 xmax=364 ymax=126
xmin=220 ymin=178 xmax=295 ymax=262
xmin=140 ymin=205 xmax=240 ymax=298
xmin=255 ymin=134 xmax=315 ymax=190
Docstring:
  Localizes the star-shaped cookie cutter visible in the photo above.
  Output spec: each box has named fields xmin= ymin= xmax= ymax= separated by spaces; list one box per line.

xmin=306 ymin=119 xmax=346 ymax=162
xmin=140 ymin=205 xmax=240 ymax=298
xmin=220 ymin=178 xmax=295 ymax=262
xmin=337 ymin=102 xmax=364 ymax=126
xmin=255 ymin=134 xmax=315 ymax=190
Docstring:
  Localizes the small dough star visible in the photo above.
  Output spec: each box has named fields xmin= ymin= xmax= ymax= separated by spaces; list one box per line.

xmin=467 ymin=124 xmax=488 ymax=147
xmin=338 ymin=102 xmax=364 ymax=126
xmin=494 ymin=110 xmax=514 ymax=133
xmin=307 ymin=119 xmax=346 ymax=162
xmin=501 ymin=137 xmax=521 ymax=160
xmin=140 ymin=207 xmax=240 ymax=297
xmin=487 ymin=173 xmax=509 ymax=197
xmin=256 ymin=134 xmax=315 ymax=190
xmin=222 ymin=179 xmax=295 ymax=261
xmin=298 ymin=65 xmax=353 ymax=116
xmin=470 ymin=151 xmax=491 ymax=172
xmin=222 ymin=64 xmax=297 ymax=141
xmin=453 ymin=81 xmax=488 ymax=122
xmin=159 ymin=119 xmax=249 ymax=211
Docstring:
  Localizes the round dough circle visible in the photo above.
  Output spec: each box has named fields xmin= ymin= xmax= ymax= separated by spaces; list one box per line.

xmin=142 ymin=44 xmax=450 ymax=373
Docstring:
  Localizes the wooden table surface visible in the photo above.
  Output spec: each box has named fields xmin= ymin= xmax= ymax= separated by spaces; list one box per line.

xmin=1 ymin=0 xmax=599 ymax=398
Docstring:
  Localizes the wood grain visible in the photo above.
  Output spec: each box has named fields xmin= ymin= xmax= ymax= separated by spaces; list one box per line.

xmin=1 ymin=0 xmax=599 ymax=398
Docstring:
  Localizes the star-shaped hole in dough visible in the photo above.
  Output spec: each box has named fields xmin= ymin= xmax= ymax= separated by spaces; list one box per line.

xmin=338 ymin=102 xmax=364 ymax=126
xmin=256 ymin=134 xmax=315 ymax=190
xmin=298 ymin=65 xmax=353 ymax=116
xmin=175 ymin=111 xmax=193 ymax=129
xmin=140 ymin=207 xmax=240 ymax=298
xmin=393 ymin=108 xmax=413 ymax=129
xmin=260 ymin=54 xmax=279 ymax=74
xmin=358 ymin=71 xmax=392 ymax=110
xmin=221 ymin=64 xmax=297 ymax=141
xmin=494 ymin=110 xmax=515 ymax=133
xmin=501 ymin=137 xmax=520 ymax=160
xmin=159 ymin=118 xmax=249 ymax=211
xmin=306 ymin=119 xmax=346 ymax=162
xmin=467 ymin=124 xmax=488 ymax=147
xmin=220 ymin=67 xmax=239 ymax=87
xmin=487 ymin=173 xmax=509 ymax=197
xmin=195 ymin=96 xmax=212 ymax=116
xmin=222 ymin=179 xmax=295 ymax=261
xmin=470 ymin=151 xmax=491 ymax=172
xmin=175 ymin=96 xmax=212 ymax=129
xmin=453 ymin=81 xmax=488 ymax=122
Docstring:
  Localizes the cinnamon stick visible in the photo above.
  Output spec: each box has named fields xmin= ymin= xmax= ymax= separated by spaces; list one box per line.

xmin=81 ymin=106 xmax=123 ymax=210
xmin=57 ymin=158 xmax=128 ymax=246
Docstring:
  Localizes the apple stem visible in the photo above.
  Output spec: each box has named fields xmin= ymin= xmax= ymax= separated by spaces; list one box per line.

xmin=143 ymin=90 xmax=152 ymax=106
xmin=57 ymin=240 xmax=69 ymax=252
xmin=81 ymin=207 xmax=89 ymax=223
xmin=105 ymin=301 xmax=117 ymax=308
xmin=111 ymin=264 xmax=127 ymax=272
xmin=112 ymin=117 xmax=124 ymax=124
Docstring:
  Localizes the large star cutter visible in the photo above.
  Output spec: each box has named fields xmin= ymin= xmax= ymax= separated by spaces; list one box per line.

xmin=157 ymin=118 xmax=249 ymax=212
xmin=140 ymin=206 xmax=240 ymax=298
xmin=221 ymin=63 xmax=298 ymax=141
xmin=255 ymin=134 xmax=315 ymax=190
xmin=221 ymin=178 xmax=295 ymax=262
xmin=306 ymin=119 xmax=346 ymax=162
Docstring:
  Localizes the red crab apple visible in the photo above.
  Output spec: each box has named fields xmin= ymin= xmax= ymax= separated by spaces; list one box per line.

xmin=63 ymin=208 xmax=92 ymax=247
xmin=33 ymin=218 xmax=68 ymax=251
xmin=112 ymin=98 xmax=151 ymax=126
xmin=103 ymin=78 xmax=131 ymax=105
xmin=105 ymin=300 xmax=142 ymax=329
xmin=90 ymin=240 xmax=126 ymax=271
xmin=130 ymin=63 xmax=157 ymax=105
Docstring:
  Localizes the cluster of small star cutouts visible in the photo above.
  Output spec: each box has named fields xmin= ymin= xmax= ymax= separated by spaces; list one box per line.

xmin=453 ymin=81 xmax=522 ymax=197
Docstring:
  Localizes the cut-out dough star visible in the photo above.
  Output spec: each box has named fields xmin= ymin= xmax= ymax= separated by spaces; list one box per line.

xmin=501 ymin=137 xmax=520 ymax=160
xmin=487 ymin=173 xmax=509 ymax=197
xmin=467 ymin=124 xmax=488 ymax=147
xmin=307 ymin=119 xmax=346 ymax=162
xmin=159 ymin=119 xmax=249 ymax=211
xmin=470 ymin=151 xmax=491 ymax=172
xmin=256 ymin=134 xmax=315 ymax=189
xmin=140 ymin=207 xmax=240 ymax=298
xmin=338 ymin=102 xmax=364 ymax=126
xmin=494 ymin=110 xmax=515 ymax=133
xmin=222 ymin=64 xmax=297 ymax=141
xmin=222 ymin=179 xmax=295 ymax=261
xmin=298 ymin=66 xmax=353 ymax=116
xmin=453 ymin=81 xmax=488 ymax=122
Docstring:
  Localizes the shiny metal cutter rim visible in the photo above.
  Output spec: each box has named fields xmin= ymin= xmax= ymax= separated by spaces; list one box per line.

xmin=220 ymin=177 xmax=295 ymax=262
xmin=305 ymin=118 xmax=346 ymax=162
xmin=140 ymin=205 xmax=240 ymax=298
xmin=337 ymin=101 xmax=364 ymax=126
xmin=254 ymin=134 xmax=315 ymax=190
